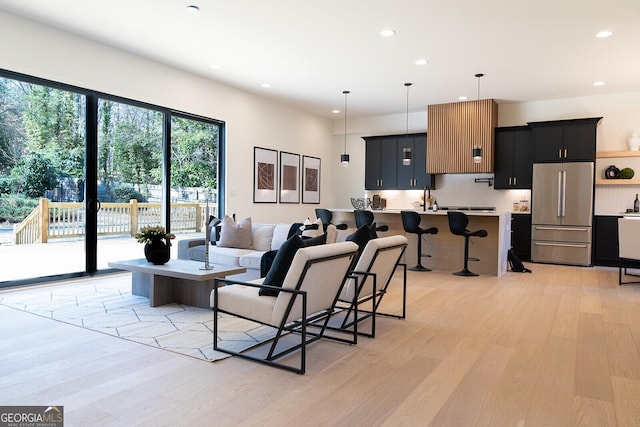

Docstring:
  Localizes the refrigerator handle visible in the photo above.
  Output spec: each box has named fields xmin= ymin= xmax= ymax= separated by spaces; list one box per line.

xmin=561 ymin=170 xmax=567 ymax=217
xmin=557 ymin=170 xmax=563 ymax=217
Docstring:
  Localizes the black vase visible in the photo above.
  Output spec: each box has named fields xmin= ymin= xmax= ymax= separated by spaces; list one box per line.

xmin=144 ymin=239 xmax=170 ymax=265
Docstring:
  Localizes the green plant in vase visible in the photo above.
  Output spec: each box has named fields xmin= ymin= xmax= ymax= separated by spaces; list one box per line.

xmin=135 ymin=226 xmax=175 ymax=265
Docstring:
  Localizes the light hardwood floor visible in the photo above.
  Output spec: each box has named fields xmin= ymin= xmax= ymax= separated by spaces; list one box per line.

xmin=2 ymin=263 xmax=640 ymax=426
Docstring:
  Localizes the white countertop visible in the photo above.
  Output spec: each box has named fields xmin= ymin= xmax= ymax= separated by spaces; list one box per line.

xmin=331 ymin=208 xmax=511 ymax=217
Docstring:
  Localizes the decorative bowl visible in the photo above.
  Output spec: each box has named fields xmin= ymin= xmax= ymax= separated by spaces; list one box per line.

xmin=351 ymin=197 xmax=372 ymax=210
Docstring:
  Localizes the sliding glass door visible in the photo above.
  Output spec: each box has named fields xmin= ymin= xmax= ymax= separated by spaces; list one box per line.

xmin=0 ymin=70 xmax=224 ymax=287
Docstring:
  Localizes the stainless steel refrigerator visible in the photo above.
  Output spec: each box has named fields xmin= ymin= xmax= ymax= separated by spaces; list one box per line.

xmin=531 ymin=162 xmax=594 ymax=266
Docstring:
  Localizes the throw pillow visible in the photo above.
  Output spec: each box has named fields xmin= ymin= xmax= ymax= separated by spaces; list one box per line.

xmin=259 ymin=235 xmax=306 ymax=296
xmin=216 ymin=215 xmax=252 ymax=248
xmin=302 ymin=233 xmax=327 ymax=246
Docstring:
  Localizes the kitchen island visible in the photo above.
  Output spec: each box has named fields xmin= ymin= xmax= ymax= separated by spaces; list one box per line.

xmin=330 ymin=209 xmax=511 ymax=276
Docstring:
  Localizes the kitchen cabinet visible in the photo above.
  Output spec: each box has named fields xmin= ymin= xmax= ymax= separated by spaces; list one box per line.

xmin=593 ymin=215 xmax=620 ymax=266
xmin=529 ymin=117 xmax=602 ymax=163
xmin=364 ymin=136 xmax=397 ymax=190
xmin=396 ymin=134 xmax=436 ymax=190
xmin=511 ymin=213 xmax=531 ymax=261
xmin=592 ymin=215 xmax=640 ymax=267
xmin=494 ymin=126 xmax=532 ymax=189
xmin=364 ymin=133 xmax=435 ymax=190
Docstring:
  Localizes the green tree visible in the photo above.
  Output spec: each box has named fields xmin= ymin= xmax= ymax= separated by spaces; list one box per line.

xmin=23 ymin=85 xmax=84 ymax=178
xmin=171 ymin=117 xmax=218 ymax=189
xmin=9 ymin=152 xmax=58 ymax=197
xmin=0 ymin=78 xmax=28 ymax=174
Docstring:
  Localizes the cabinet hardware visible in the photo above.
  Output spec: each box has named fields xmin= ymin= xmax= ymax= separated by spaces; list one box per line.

xmin=564 ymin=148 xmax=567 ymax=158
xmin=513 ymin=176 xmax=517 ymax=186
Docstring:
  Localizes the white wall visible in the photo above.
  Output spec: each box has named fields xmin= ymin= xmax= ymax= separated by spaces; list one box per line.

xmin=0 ymin=10 xmax=333 ymax=224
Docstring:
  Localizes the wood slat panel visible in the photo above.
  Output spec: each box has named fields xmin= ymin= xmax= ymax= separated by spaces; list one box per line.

xmin=427 ymin=98 xmax=497 ymax=173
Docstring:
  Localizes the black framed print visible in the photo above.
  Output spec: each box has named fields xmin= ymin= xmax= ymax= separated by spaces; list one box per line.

xmin=279 ymin=151 xmax=300 ymax=203
xmin=302 ymin=155 xmax=320 ymax=204
xmin=253 ymin=147 xmax=278 ymax=203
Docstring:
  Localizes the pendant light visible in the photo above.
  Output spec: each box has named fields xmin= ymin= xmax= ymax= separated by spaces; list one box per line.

xmin=472 ymin=73 xmax=484 ymax=164
xmin=403 ymin=82 xmax=413 ymax=166
xmin=340 ymin=90 xmax=350 ymax=167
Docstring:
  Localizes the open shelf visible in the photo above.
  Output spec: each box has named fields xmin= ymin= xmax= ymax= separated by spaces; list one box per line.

xmin=596 ymin=178 xmax=640 ymax=185
xmin=596 ymin=150 xmax=640 ymax=158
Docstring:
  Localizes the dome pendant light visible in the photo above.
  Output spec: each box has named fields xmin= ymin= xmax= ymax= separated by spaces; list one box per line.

xmin=472 ymin=73 xmax=484 ymax=164
xmin=340 ymin=90 xmax=350 ymax=167
xmin=403 ymin=83 xmax=413 ymax=166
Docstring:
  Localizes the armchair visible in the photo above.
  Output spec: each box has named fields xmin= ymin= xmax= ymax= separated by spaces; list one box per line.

xmin=330 ymin=235 xmax=407 ymax=339
xmin=211 ymin=241 xmax=359 ymax=374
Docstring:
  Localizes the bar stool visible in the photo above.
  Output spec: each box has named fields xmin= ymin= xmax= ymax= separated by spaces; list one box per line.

xmin=315 ymin=208 xmax=348 ymax=232
xmin=447 ymin=211 xmax=488 ymax=276
xmin=400 ymin=210 xmax=438 ymax=271
xmin=354 ymin=210 xmax=389 ymax=235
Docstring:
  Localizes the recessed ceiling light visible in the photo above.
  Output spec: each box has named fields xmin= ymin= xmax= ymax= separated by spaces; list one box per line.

xmin=210 ymin=64 xmax=222 ymax=70
xmin=332 ymin=109 xmax=340 ymax=114
xmin=415 ymin=59 xmax=428 ymax=65
xmin=261 ymin=83 xmax=271 ymax=88
xmin=593 ymin=81 xmax=605 ymax=86
xmin=595 ymin=30 xmax=613 ymax=38
xmin=380 ymin=29 xmax=396 ymax=37
xmin=459 ymin=96 xmax=468 ymax=101
xmin=185 ymin=5 xmax=200 ymax=12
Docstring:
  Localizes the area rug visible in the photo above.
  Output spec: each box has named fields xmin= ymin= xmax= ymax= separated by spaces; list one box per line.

xmin=0 ymin=274 xmax=276 ymax=362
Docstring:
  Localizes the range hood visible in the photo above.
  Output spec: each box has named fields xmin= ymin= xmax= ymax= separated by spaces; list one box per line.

xmin=426 ymin=99 xmax=498 ymax=174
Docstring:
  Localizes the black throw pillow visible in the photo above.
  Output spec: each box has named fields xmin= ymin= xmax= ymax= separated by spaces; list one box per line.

xmin=301 ymin=233 xmax=327 ymax=246
xmin=260 ymin=249 xmax=279 ymax=278
xmin=346 ymin=224 xmax=374 ymax=262
xmin=259 ymin=235 xmax=306 ymax=296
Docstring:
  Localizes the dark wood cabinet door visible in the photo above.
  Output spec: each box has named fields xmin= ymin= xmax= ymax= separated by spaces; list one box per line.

xmin=511 ymin=213 xmax=531 ymax=261
xmin=494 ymin=130 xmax=515 ymax=189
xmin=533 ymin=125 xmax=564 ymax=162
xmin=563 ymin=123 xmax=597 ymax=162
xmin=396 ymin=135 xmax=415 ymax=189
xmin=593 ymin=215 xmax=621 ymax=267
xmin=364 ymin=137 xmax=382 ymax=190
xmin=494 ymin=127 xmax=532 ymax=189
xmin=512 ymin=128 xmax=533 ymax=188
xmin=379 ymin=138 xmax=397 ymax=189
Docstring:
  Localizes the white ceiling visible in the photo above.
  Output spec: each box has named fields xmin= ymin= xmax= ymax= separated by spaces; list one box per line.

xmin=1 ymin=0 xmax=639 ymax=119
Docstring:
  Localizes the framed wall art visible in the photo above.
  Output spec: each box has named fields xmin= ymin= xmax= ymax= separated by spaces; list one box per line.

xmin=302 ymin=155 xmax=321 ymax=204
xmin=279 ymin=151 xmax=300 ymax=203
xmin=253 ymin=147 xmax=278 ymax=203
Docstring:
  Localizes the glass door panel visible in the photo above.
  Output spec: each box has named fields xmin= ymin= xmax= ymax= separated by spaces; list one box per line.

xmin=96 ymin=99 xmax=163 ymax=269
xmin=169 ymin=115 xmax=220 ymax=253
xmin=0 ymin=77 xmax=87 ymax=282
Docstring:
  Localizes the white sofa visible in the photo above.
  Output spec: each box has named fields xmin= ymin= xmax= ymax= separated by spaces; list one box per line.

xmin=178 ymin=223 xmax=298 ymax=281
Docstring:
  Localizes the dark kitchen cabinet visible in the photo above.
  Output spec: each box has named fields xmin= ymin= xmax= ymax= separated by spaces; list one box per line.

xmin=396 ymin=134 xmax=436 ymax=190
xmin=511 ymin=213 xmax=531 ymax=261
xmin=529 ymin=117 xmax=602 ymax=163
xmin=593 ymin=215 xmax=621 ymax=267
xmin=494 ymin=126 xmax=532 ymax=189
xmin=364 ymin=136 xmax=397 ymax=190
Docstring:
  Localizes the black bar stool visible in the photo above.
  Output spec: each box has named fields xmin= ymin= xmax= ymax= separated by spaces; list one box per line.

xmin=315 ymin=208 xmax=348 ymax=231
xmin=447 ymin=211 xmax=488 ymax=276
xmin=400 ymin=210 xmax=438 ymax=271
xmin=354 ymin=210 xmax=389 ymax=234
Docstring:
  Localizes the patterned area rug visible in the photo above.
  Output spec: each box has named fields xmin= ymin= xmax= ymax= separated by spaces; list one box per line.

xmin=0 ymin=274 xmax=276 ymax=362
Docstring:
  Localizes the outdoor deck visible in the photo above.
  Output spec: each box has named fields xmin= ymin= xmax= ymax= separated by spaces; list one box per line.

xmin=0 ymin=232 xmax=203 ymax=283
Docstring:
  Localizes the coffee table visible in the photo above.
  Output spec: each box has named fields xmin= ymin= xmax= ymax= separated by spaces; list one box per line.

xmin=108 ymin=259 xmax=246 ymax=308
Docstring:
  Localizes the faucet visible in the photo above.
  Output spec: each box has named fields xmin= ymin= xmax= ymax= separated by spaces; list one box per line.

xmin=423 ymin=186 xmax=430 ymax=212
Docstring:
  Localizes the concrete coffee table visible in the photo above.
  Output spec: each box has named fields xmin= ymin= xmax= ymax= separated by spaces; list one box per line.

xmin=108 ymin=259 xmax=246 ymax=309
